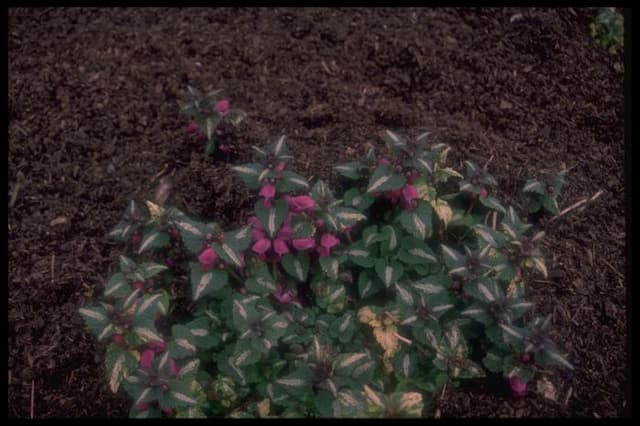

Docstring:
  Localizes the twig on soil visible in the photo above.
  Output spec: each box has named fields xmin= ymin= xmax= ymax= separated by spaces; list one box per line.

xmin=10 ymin=172 xmax=25 ymax=208
xmin=14 ymin=124 xmax=29 ymax=137
xmin=30 ymin=380 xmax=35 ymax=419
xmin=51 ymin=254 xmax=55 ymax=285
xmin=150 ymin=164 xmax=169 ymax=184
xmin=483 ymin=154 xmax=494 ymax=172
xmin=550 ymin=189 xmax=604 ymax=222
xmin=601 ymin=258 xmax=625 ymax=281
xmin=563 ymin=386 xmax=573 ymax=407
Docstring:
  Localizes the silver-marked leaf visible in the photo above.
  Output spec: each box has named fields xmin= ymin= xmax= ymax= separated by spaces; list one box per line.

xmin=190 ymin=263 xmax=228 ymax=301
xmin=399 ymin=202 xmax=433 ymax=240
xmin=375 ymin=259 xmax=404 ymax=288
xmin=358 ymin=270 xmax=383 ymax=299
xmin=277 ymin=171 xmax=310 ymax=192
xmin=104 ymin=272 xmax=131 ymax=298
xmin=366 ymin=165 xmax=406 ymax=193
xmin=523 ymin=179 xmax=545 ymax=195
xmin=335 ymin=162 xmax=365 ymax=180
xmin=319 ymin=256 xmax=340 ymax=281
xmin=255 ymin=199 xmax=288 ymax=238
xmin=346 ymin=243 xmax=376 ymax=268
xmin=137 ymin=231 xmax=170 ymax=255
xmin=281 ymin=253 xmax=310 ymax=282
xmin=478 ymin=195 xmax=506 ymax=214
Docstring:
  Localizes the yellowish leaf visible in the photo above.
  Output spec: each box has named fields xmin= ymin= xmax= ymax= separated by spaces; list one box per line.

xmin=415 ymin=182 xmax=436 ymax=203
xmin=398 ymin=392 xmax=423 ymax=416
xmin=257 ymin=399 xmax=270 ymax=417
xmin=374 ymin=325 xmax=399 ymax=359
xmin=363 ymin=385 xmax=385 ymax=409
xmin=145 ymin=200 xmax=165 ymax=221
xmin=129 ymin=350 xmax=140 ymax=362
xmin=430 ymin=198 xmax=453 ymax=228
xmin=358 ymin=307 xmax=380 ymax=327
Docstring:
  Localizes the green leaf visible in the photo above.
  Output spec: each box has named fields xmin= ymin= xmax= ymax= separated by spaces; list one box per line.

xmin=330 ymin=312 xmax=356 ymax=343
xmin=397 ymin=236 xmax=437 ymax=265
xmin=541 ymin=195 xmax=560 ymax=215
xmin=172 ymin=217 xmax=207 ymax=255
xmin=140 ymin=262 xmax=168 ymax=279
xmin=105 ymin=345 xmax=138 ymax=394
xmin=184 ymin=318 xmax=218 ymax=349
xmin=169 ymin=325 xmax=198 ymax=359
xmin=79 ymin=305 xmax=110 ymax=339
xmin=366 ymin=165 xmax=406 ymax=193
xmin=522 ymin=179 xmax=545 ymax=195
xmin=393 ymin=351 xmax=417 ymax=381
xmin=224 ymin=225 xmax=253 ymax=251
xmin=334 ymin=207 xmax=367 ymax=230
xmin=231 ymin=163 xmax=266 ymax=190
xmin=255 ymin=199 xmax=288 ymax=238
xmin=362 ymin=225 xmax=383 ymax=247
xmin=314 ymin=390 xmax=335 ymax=417
xmin=374 ymin=259 xmax=404 ymax=288
xmin=104 ymin=272 xmax=131 ymax=298
xmin=398 ymin=201 xmax=433 ymax=240
xmin=478 ymin=195 xmax=506 ymax=214
xmin=277 ymin=171 xmax=310 ymax=193
xmin=281 ymin=253 xmax=310 ymax=282
xmin=346 ymin=242 xmax=376 ymax=268
xmin=343 ymin=187 xmax=375 ymax=212
xmin=358 ymin=270 xmax=383 ymax=299
xmin=380 ymin=225 xmax=399 ymax=252
xmin=213 ymin=242 xmax=245 ymax=268
xmin=483 ymin=349 xmax=507 ymax=374
xmin=319 ymin=256 xmax=340 ymax=281
xmin=137 ymin=231 xmax=170 ymax=254
xmin=190 ymin=263 xmax=228 ymax=301
xmin=119 ymin=255 xmax=137 ymax=273
xmin=335 ymin=162 xmax=365 ymax=180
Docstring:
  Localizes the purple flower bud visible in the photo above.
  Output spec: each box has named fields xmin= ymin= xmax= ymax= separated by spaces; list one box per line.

xmin=170 ymin=359 xmax=180 ymax=376
xmin=292 ymin=237 xmax=315 ymax=250
xmin=509 ymin=376 xmax=528 ymax=398
xmin=186 ymin=121 xmax=199 ymax=134
xmin=198 ymin=247 xmax=218 ymax=269
xmin=140 ymin=349 xmax=155 ymax=369
xmin=318 ymin=233 xmax=340 ymax=257
xmin=216 ymin=99 xmax=230 ymax=115
xmin=273 ymin=238 xmax=290 ymax=255
xmin=252 ymin=238 xmax=272 ymax=254
xmin=259 ymin=183 xmax=276 ymax=207
xmin=135 ymin=402 xmax=150 ymax=411
xmin=285 ymin=195 xmax=316 ymax=213
xmin=480 ymin=186 xmax=489 ymax=198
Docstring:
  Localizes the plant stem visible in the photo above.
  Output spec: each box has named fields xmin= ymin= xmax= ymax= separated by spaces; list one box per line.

xmin=227 ymin=268 xmax=244 ymax=284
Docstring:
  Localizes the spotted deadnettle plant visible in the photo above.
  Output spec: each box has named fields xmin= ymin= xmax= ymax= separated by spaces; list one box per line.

xmin=180 ymin=85 xmax=246 ymax=157
xmin=81 ymin=129 xmax=573 ymax=418
xmin=522 ymin=170 xmax=568 ymax=217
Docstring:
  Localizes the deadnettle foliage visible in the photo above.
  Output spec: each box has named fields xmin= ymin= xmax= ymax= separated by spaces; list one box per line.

xmin=81 ymin=130 xmax=573 ymax=418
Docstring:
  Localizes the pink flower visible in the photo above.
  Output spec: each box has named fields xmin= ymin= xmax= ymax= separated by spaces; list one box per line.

xmin=285 ymin=195 xmax=316 ymax=213
xmin=317 ymin=233 xmax=340 ymax=257
xmin=198 ymin=247 xmax=218 ymax=270
xmin=186 ymin=121 xmax=199 ymax=134
xmin=273 ymin=284 xmax=296 ymax=304
xmin=170 ymin=359 xmax=180 ymax=376
xmin=479 ymin=186 xmax=488 ymax=198
xmin=162 ymin=407 xmax=174 ymax=417
xmin=259 ymin=183 xmax=276 ymax=208
xmin=135 ymin=402 xmax=150 ymax=411
xmin=147 ymin=340 xmax=167 ymax=353
xmin=292 ymin=237 xmax=315 ymax=250
xmin=252 ymin=238 xmax=271 ymax=255
xmin=140 ymin=349 xmax=155 ymax=369
xmin=402 ymin=184 xmax=419 ymax=209
xmin=509 ymin=377 xmax=528 ymax=398
xmin=273 ymin=238 xmax=290 ymax=255
xmin=216 ymin=99 xmax=230 ymax=115
xmin=274 ymin=161 xmax=286 ymax=172
xmin=378 ymin=158 xmax=391 ymax=166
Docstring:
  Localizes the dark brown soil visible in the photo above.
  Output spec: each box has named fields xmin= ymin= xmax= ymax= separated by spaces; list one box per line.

xmin=8 ymin=7 xmax=626 ymax=418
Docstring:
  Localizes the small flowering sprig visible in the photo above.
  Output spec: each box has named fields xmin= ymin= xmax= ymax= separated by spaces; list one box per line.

xmin=590 ymin=7 xmax=624 ymax=55
xmin=180 ymin=85 xmax=246 ymax=156
xmin=522 ymin=170 xmax=568 ymax=217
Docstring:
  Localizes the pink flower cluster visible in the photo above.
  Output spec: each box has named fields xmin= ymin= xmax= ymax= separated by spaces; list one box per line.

xmin=248 ymin=194 xmax=341 ymax=260
xmin=184 ymin=99 xmax=230 ymax=142
xmin=509 ymin=376 xmax=528 ymax=398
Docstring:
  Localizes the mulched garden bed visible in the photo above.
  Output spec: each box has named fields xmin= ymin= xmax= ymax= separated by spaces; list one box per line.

xmin=8 ymin=7 xmax=626 ymax=417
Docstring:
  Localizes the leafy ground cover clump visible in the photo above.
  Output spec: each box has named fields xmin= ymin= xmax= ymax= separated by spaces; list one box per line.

xmin=80 ymin=130 xmax=575 ymax=417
